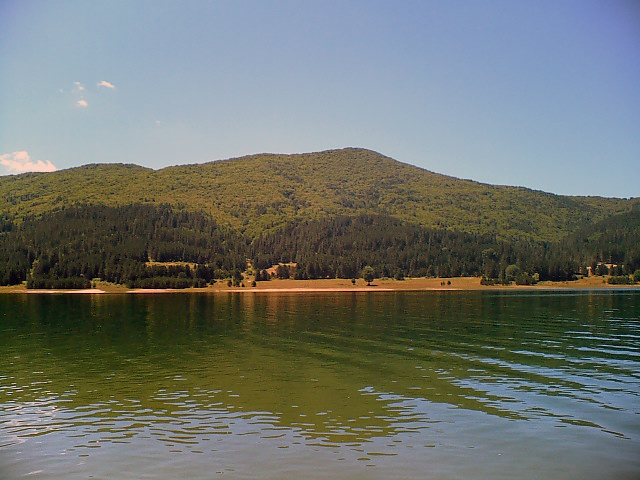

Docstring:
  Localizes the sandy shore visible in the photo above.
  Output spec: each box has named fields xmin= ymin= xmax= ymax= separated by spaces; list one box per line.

xmin=1 ymin=276 xmax=637 ymax=294
xmin=24 ymin=289 xmax=107 ymax=294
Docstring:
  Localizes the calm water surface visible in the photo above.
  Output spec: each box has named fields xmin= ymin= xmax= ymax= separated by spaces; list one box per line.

xmin=1 ymin=290 xmax=639 ymax=479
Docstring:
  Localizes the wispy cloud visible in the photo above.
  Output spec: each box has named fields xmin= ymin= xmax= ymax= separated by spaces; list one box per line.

xmin=98 ymin=80 xmax=115 ymax=89
xmin=74 ymin=81 xmax=85 ymax=91
xmin=77 ymin=99 xmax=88 ymax=107
xmin=0 ymin=151 xmax=58 ymax=174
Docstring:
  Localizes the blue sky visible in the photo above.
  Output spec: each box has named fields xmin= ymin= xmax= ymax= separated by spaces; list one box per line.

xmin=1 ymin=1 xmax=638 ymax=198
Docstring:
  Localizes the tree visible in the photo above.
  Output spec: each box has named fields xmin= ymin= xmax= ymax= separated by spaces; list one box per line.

xmin=595 ymin=264 xmax=609 ymax=276
xmin=505 ymin=264 xmax=521 ymax=282
xmin=276 ymin=264 xmax=290 ymax=279
xmin=362 ymin=266 xmax=375 ymax=286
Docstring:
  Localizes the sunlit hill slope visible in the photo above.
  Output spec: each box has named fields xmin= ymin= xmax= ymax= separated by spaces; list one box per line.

xmin=0 ymin=148 xmax=636 ymax=242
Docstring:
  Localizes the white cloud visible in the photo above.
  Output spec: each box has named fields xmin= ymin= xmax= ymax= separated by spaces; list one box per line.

xmin=98 ymin=80 xmax=115 ymax=89
xmin=77 ymin=99 xmax=88 ymax=107
xmin=74 ymin=81 xmax=85 ymax=91
xmin=0 ymin=151 xmax=58 ymax=174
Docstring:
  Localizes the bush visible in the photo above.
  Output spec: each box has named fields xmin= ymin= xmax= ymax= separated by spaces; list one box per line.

xmin=607 ymin=275 xmax=632 ymax=285
xmin=26 ymin=276 xmax=91 ymax=289
xmin=515 ymin=273 xmax=537 ymax=286
xmin=132 ymin=276 xmax=194 ymax=289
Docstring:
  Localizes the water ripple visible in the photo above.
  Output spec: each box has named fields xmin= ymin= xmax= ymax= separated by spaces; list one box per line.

xmin=1 ymin=291 xmax=639 ymax=480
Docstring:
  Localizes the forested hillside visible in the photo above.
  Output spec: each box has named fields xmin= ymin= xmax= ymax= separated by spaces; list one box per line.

xmin=1 ymin=148 xmax=636 ymax=241
xmin=0 ymin=204 xmax=247 ymax=288
xmin=1 ymin=148 xmax=638 ymax=289
xmin=1 ymin=203 xmax=638 ymax=289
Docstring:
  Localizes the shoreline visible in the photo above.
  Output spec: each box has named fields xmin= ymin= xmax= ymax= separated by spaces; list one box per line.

xmin=1 ymin=276 xmax=637 ymax=294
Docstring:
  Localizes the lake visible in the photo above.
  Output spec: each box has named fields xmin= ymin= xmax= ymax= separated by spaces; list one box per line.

xmin=1 ymin=290 xmax=639 ymax=479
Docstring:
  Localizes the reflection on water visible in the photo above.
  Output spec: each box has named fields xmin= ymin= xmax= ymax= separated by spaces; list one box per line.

xmin=1 ymin=291 xmax=639 ymax=479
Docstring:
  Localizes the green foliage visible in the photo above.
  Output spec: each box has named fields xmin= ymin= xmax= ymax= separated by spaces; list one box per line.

xmin=515 ymin=273 xmax=537 ymax=286
xmin=275 ymin=264 xmax=291 ymax=279
xmin=249 ymin=213 xmax=610 ymax=283
xmin=1 ymin=149 xmax=638 ymax=288
xmin=607 ymin=276 xmax=632 ymax=285
xmin=362 ymin=266 xmax=375 ymax=285
xmin=1 ymin=201 xmax=638 ymax=288
xmin=251 ymin=214 xmax=505 ymax=279
xmin=0 ymin=204 xmax=245 ymax=289
xmin=255 ymin=269 xmax=270 ymax=282
xmin=27 ymin=276 xmax=91 ymax=290
xmin=1 ymin=148 xmax=636 ymax=242
xmin=560 ymin=208 xmax=640 ymax=268
xmin=505 ymin=264 xmax=521 ymax=281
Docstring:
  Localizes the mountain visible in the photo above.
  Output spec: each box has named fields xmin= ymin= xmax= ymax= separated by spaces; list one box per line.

xmin=1 ymin=148 xmax=636 ymax=242
xmin=1 ymin=148 xmax=638 ymax=288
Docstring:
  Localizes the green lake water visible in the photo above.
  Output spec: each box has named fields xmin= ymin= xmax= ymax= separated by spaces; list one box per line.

xmin=1 ymin=290 xmax=639 ymax=479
